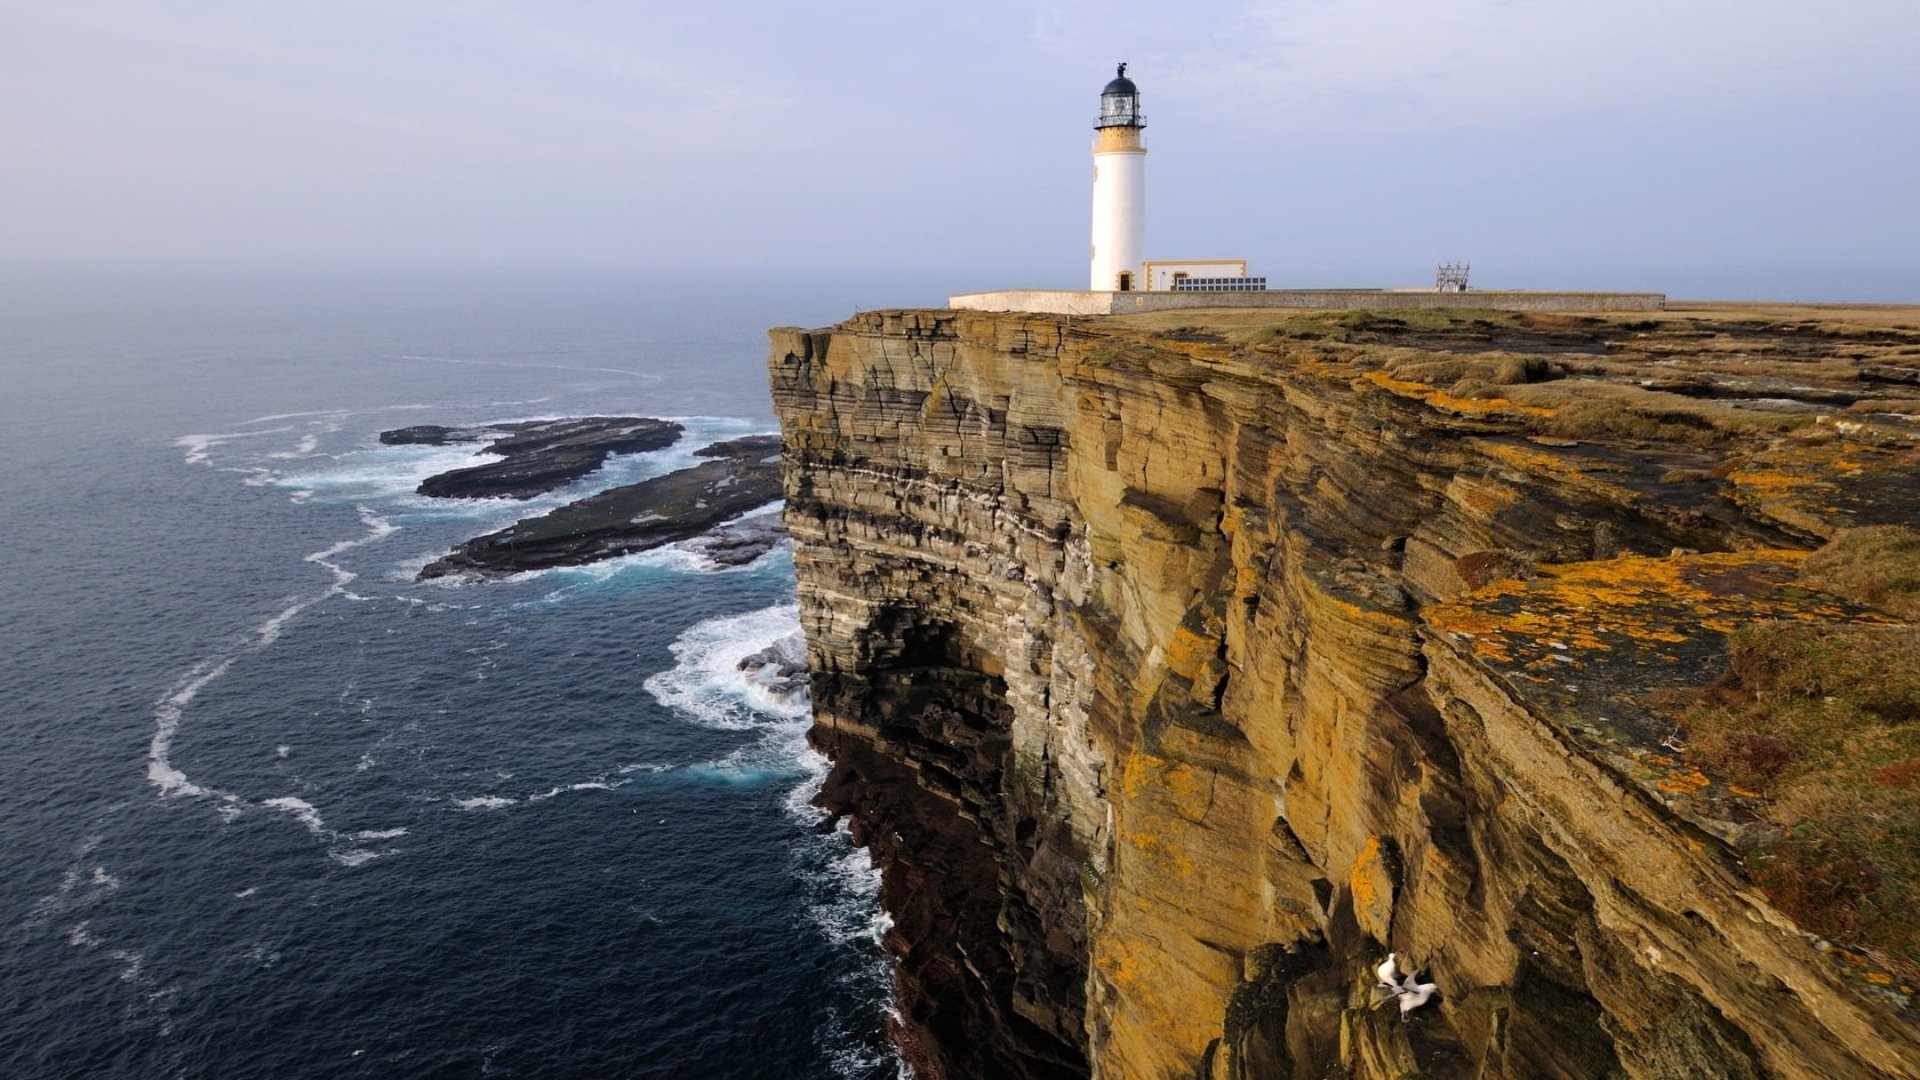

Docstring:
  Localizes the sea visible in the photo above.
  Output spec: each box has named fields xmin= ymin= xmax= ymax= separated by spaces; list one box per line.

xmin=0 ymin=268 xmax=951 ymax=1080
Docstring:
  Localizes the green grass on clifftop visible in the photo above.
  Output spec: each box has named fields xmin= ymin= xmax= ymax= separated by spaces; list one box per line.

xmin=1678 ymin=527 xmax=1920 ymax=979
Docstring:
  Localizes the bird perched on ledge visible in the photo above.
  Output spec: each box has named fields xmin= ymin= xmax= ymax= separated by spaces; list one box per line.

xmin=1374 ymin=952 xmax=1401 ymax=990
xmin=1368 ymin=955 xmax=1439 ymax=1020
xmin=1394 ymin=971 xmax=1439 ymax=1020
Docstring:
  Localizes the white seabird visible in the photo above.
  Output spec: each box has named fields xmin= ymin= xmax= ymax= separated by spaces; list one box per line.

xmin=1396 ymin=971 xmax=1438 ymax=1020
xmin=1374 ymin=952 xmax=1401 ymax=989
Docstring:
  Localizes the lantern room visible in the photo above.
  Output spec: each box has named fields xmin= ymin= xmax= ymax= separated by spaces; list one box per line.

xmin=1096 ymin=63 xmax=1144 ymax=130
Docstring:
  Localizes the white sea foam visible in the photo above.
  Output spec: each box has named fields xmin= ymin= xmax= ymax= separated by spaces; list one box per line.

xmin=743 ymin=662 xmax=901 ymax=1078
xmin=815 ymin=843 xmax=889 ymax=947
xmin=452 ymin=795 xmax=517 ymax=811
xmin=234 ymin=887 xmax=258 ymax=899
xmin=266 ymin=444 xmax=491 ymax=503
xmin=644 ymin=604 xmax=810 ymax=730
xmin=243 ymin=403 xmax=436 ymax=425
xmin=498 ymin=547 xmax=727 ymax=603
xmin=263 ymin=796 xmax=326 ymax=836
xmin=255 ymin=598 xmax=316 ymax=648
xmin=329 ymin=848 xmax=394 ymax=868
xmin=267 ymin=432 xmax=322 ymax=459
xmin=148 ymin=657 xmax=235 ymax=799
xmin=350 ymin=827 xmax=409 ymax=841
xmin=793 ymin=764 xmax=902 ymax=1078
xmin=149 ymin=503 xmax=396 ymax=809
xmin=680 ymin=759 xmax=806 ymax=786
xmin=642 ymin=603 xmax=900 ymax=1073
xmin=289 ymin=505 xmax=397 ymax=605
xmin=526 ymin=780 xmax=623 ymax=802
xmin=175 ymin=427 xmax=294 ymax=466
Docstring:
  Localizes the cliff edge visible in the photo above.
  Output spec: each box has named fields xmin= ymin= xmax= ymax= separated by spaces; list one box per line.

xmin=768 ymin=304 xmax=1920 ymax=1079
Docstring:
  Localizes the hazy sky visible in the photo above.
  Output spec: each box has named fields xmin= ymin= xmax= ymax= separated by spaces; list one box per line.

xmin=3 ymin=1 xmax=1916 ymax=287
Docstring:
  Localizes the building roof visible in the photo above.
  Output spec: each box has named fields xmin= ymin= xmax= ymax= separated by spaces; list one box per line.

xmin=1102 ymin=63 xmax=1137 ymax=97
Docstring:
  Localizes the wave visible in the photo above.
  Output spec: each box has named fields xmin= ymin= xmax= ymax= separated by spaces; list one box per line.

xmin=242 ymin=404 xmax=436 ymax=425
xmin=40 ymin=854 xmax=184 ymax=1050
xmin=266 ymin=432 xmax=322 ymax=459
xmin=349 ymin=827 xmax=408 ymax=842
xmin=644 ymin=604 xmax=810 ymax=730
xmin=526 ymin=779 xmax=623 ymax=802
xmin=148 ymin=657 xmax=238 ymax=799
xmin=145 ymin=506 xmax=408 ymax=859
xmin=262 ymin=796 xmax=326 ymax=836
xmin=263 ymin=444 xmax=496 ymax=504
xmin=505 ymin=542 xmax=788 ymax=605
xmin=175 ymin=427 xmax=294 ymax=466
xmin=646 ymin=603 xmax=901 ymax=1076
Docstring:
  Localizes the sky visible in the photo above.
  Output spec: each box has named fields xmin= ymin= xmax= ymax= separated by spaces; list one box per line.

xmin=2 ymin=1 xmax=1916 ymax=294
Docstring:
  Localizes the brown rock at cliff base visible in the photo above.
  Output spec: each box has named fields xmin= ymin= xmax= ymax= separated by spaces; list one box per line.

xmin=770 ymin=304 xmax=1920 ymax=1079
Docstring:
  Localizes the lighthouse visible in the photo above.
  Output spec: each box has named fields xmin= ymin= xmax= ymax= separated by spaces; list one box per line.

xmin=1090 ymin=63 xmax=1146 ymax=292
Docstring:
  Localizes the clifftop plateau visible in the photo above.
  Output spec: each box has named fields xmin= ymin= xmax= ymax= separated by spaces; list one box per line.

xmin=768 ymin=303 xmax=1920 ymax=1079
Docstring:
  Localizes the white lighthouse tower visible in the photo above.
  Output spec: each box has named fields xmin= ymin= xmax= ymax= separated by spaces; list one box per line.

xmin=1089 ymin=63 xmax=1146 ymax=292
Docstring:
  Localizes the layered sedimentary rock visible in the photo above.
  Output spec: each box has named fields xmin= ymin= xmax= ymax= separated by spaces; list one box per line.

xmin=768 ymin=305 xmax=1920 ymax=1079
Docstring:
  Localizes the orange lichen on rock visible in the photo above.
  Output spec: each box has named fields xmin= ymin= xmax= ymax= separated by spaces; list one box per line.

xmin=1481 ymin=440 xmax=1605 ymax=481
xmin=1728 ymin=441 xmax=1920 ymax=538
xmin=1347 ymin=835 xmax=1398 ymax=944
xmin=1427 ymin=549 xmax=1905 ymax=839
xmin=1359 ymin=368 xmax=1554 ymax=417
xmin=1162 ymin=625 xmax=1218 ymax=682
xmin=1656 ymin=766 xmax=1712 ymax=794
xmin=1428 ymin=551 xmax=1841 ymax=671
xmin=1149 ymin=337 xmax=1235 ymax=363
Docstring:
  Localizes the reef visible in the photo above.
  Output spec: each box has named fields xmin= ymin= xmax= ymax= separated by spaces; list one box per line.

xmin=383 ymin=416 xmax=685 ymax=499
xmin=767 ymin=304 xmax=1920 ymax=1079
xmin=416 ymin=435 xmax=784 ymax=579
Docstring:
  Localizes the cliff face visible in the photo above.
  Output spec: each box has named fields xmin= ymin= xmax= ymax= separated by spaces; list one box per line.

xmin=768 ymin=306 xmax=1920 ymax=1079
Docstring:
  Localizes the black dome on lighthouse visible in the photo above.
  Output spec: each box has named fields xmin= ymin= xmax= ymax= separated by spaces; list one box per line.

xmin=1096 ymin=62 xmax=1144 ymax=130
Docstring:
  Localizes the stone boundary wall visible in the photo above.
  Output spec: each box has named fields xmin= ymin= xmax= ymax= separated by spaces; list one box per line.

xmin=949 ymin=287 xmax=1667 ymax=314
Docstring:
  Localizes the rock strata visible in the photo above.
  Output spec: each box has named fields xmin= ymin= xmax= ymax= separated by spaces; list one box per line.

xmin=768 ymin=305 xmax=1920 ymax=1079
xmin=386 ymin=416 xmax=684 ymax=499
xmin=416 ymin=434 xmax=783 ymax=579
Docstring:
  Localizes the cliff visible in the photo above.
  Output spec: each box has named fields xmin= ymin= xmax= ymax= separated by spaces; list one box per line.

xmin=767 ymin=304 xmax=1920 ymax=1079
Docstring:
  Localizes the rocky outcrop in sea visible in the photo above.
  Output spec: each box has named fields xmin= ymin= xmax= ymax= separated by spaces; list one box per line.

xmin=382 ymin=416 xmax=685 ymax=499
xmin=417 ymin=435 xmax=784 ymax=579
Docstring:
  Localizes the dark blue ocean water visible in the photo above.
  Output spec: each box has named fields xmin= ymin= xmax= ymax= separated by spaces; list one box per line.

xmin=0 ymin=269 xmax=948 ymax=1079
